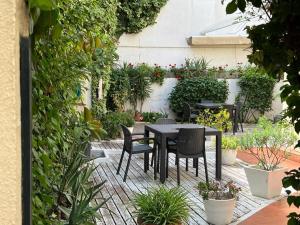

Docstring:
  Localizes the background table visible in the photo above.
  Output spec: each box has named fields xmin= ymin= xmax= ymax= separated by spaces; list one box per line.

xmin=144 ymin=123 xmax=222 ymax=183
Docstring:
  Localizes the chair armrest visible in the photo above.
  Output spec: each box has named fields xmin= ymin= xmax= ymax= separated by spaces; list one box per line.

xmin=131 ymin=137 xmax=155 ymax=142
xmin=131 ymin=132 xmax=145 ymax=136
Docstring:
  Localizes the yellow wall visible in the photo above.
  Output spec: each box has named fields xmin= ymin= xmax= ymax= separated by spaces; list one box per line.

xmin=0 ymin=0 xmax=28 ymax=224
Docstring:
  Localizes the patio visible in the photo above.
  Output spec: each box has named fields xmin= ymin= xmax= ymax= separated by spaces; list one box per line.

xmin=92 ymin=140 xmax=278 ymax=225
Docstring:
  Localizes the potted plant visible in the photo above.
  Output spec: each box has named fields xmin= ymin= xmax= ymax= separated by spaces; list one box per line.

xmin=198 ymin=180 xmax=241 ymax=225
xmin=133 ymin=186 xmax=190 ymax=225
xmin=240 ymin=117 xmax=298 ymax=199
xmin=222 ymin=136 xmax=239 ymax=165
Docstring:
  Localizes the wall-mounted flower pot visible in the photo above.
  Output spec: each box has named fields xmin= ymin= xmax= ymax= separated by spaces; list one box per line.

xmin=204 ymin=198 xmax=236 ymax=225
xmin=244 ymin=165 xmax=287 ymax=199
xmin=222 ymin=149 xmax=237 ymax=165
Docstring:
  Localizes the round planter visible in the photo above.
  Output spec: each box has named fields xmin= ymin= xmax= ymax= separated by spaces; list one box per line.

xmin=244 ymin=165 xmax=287 ymax=199
xmin=137 ymin=217 xmax=182 ymax=225
xmin=222 ymin=149 xmax=237 ymax=165
xmin=204 ymin=198 xmax=236 ymax=225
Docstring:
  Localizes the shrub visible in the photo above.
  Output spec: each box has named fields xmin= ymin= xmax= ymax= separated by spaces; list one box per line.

xmin=169 ymin=77 xmax=229 ymax=113
xmin=196 ymin=109 xmax=232 ymax=132
xmin=102 ymin=111 xmax=135 ymax=139
xmin=151 ymin=64 xmax=166 ymax=85
xmin=222 ymin=136 xmax=240 ymax=151
xmin=237 ymin=66 xmax=276 ymax=122
xmin=107 ymin=65 xmax=130 ymax=112
xmin=239 ymin=117 xmax=298 ymax=171
xmin=141 ymin=111 xmax=168 ymax=123
xmin=133 ymin=186 xmax=190 ymax=225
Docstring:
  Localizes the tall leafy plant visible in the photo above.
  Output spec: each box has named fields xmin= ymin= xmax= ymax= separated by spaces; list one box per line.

xmin=237 ymin=66 xmax=275 ymax=122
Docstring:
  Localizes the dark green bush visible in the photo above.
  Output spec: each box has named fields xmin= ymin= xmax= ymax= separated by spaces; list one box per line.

xmin=169 ymin=78 xmax=229 ymax=113
xmin=237 ymin=67 xmax=276 ymax=122
xmin=102 ymin=111 xmax=135 ymax=139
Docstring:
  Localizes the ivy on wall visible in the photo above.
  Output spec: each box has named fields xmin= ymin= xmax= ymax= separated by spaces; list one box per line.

xmin=117 ymin=0 xmax=168 ymax=35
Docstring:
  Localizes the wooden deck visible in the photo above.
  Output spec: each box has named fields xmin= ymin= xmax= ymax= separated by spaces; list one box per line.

xmin=92 ymin=141 xmax=278 ymax=225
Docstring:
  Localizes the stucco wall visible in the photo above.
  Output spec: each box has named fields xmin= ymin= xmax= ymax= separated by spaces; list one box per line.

xmin=0 ymin=0 xmax=28 ymax=223
xmin=117 ymin=0 xmax=250 ymax=68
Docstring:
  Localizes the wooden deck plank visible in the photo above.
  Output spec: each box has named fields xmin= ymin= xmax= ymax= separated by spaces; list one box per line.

xmin=92 ymin=141 xmax=277 ymax=225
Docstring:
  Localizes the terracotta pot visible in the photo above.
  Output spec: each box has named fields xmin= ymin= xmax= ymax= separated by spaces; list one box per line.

xmin=134 ymin=112 xmax=143 ymax=121
xmin=137 ymin=217 xmax=182 ymax=225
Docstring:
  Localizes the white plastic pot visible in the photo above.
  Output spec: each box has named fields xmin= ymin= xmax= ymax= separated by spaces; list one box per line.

xmin=244 ymin=165 xmax=287 ymax=199
xmin=222 ymin=149 xmax=237 ymax=165
xmin=204 ymin=198 xmax=236 ymax=225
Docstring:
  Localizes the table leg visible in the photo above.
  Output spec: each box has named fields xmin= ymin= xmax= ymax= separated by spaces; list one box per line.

xmin=144 ymin=129 xmax=150 ymax=173
xmin=216 ymin=133 xmax=222 ymax=180
xmin=159 ymin=135 xmax=167 ymax=183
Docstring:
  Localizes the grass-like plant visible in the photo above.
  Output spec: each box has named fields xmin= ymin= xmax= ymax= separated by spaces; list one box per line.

xmin=222 ymin=136 xmax=240 ymax=151
xmin=198 ymin=180 xmax=241 ymax=200
xmin=133 ymin=186 xmax=190 ymax=225
xmin=239 ymin=117 xmax=298 ymax=171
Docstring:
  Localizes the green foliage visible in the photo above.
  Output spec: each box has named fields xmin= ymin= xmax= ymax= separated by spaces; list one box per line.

xmin=196 ymin=109 xmax=232 ymax=132
xmin=31 ymin=0 xmax=118 ymax=223
xmin=222 ymin=136 xmax=240 ymax=151
xmin=102 ymin=111 xmax=135 ymax=139
xmin=133 ymin=186 xmax=190 ymax=225
xmin=151 ymin=64 xmax=166 ymax=85
xmin=198 ymin=180 xmax=241 ymax=200
xmin=141 ymin=111 xmax=168 ymax=123
xmin=107 ymin=65 xmax=130 ymax=112
xmin=237 ymin=66 xmax=275 ymax=122
xmin=169 ymin=78 xmax=229 ymax=113
xmin=282 ymin=168 xmax=300 ymax=225
xmin=239 ymin=117 xmax=298 ymax=171
xmin=117 ymin=0 xmax=168 ymax=35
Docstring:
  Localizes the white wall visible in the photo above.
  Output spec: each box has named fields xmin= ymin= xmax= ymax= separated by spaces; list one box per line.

xmin=117 ymin=0 xmax=250 ymax=68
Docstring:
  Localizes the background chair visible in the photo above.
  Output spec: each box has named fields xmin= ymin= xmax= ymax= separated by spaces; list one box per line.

xmin=117 ymin=125 xmax=156 ymax=182
xmin=182 ymin=103 xmax=198 ymax=123
xmin=167 ymin=128 xmax=208 ymax=185
xmin=234 ymin=101 xmax=244 ymax=132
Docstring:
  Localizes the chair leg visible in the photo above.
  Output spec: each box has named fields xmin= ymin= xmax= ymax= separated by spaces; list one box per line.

xmin=186 ymin=158 xmax=188 ymax=171
xmin=196 ymin=158 xmax=199 ymax=177
xmin=203 ymin=153 xmax=209 ymax=184
xmin=166 ymin=153 xmax=169 ymax=178
xmin=176 ymin=156 xmax=180 ymax=185
xmin=123 ymin=154 xmax=132 ymax=182
xmin=240 ymin=121 xmax=244 ymax=132
xmin=150 ymin=153 xmax=154 ymax=167
xmin=175 ymin=155 xmax=178 ymax=165
xmin=117 ymin=150 xmax=125 ymax=175
xmin=144 ymin=152 xmax=149 ymax=173
xmin=153 ymin=150 xmax=157 ymax=180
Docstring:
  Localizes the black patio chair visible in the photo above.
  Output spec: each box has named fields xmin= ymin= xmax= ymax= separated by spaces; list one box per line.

xmin=117 ymin=125 xmax=157 ymax=182
xmin=151 ymin=118 xmax=177 ymax=168
xmin=182 ymin=103 xmax=198 ymax=123
xmin=234 ymin=101 xmax=244 ymax=132
xmin=167 ymin=128 xmax=208 ymax=185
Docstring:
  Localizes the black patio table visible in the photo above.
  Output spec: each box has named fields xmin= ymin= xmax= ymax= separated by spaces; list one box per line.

xmin=144 ymin=123 xmax=222 ymax=183
xmin=196 ymin=102 xmax=229 ymax=109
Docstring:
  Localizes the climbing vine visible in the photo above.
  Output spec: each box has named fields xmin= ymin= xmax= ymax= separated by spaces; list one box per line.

xmin=117 ymin=0 xmax=168 ymax=35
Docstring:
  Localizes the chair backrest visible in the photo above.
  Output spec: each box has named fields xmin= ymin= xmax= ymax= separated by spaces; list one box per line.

xmin=222 ymin=104 xmax=234 ymax=120
xmin=235 ymin=101 xmax=243 ymax=122
xmin=182 ymin=103 xmax=191 ymax=121
xmin=176 ymin=128 xmax=205 ymax=157
xmin=121 ymin=125 xmax=132 ymax=152
xmin=156 ymin=118 xmax=176 ymax=124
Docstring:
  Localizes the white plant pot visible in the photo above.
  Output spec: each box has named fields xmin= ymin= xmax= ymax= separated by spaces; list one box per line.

xmin=244 ymin=165 xmax=287 ymax=199
xmin=222 ymin=149 xmax=237 ymax=165
xmin=120 ymin=126 xmax=134 ymax=138
xmin=204 ymin=198 xmax=236 ymax=225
